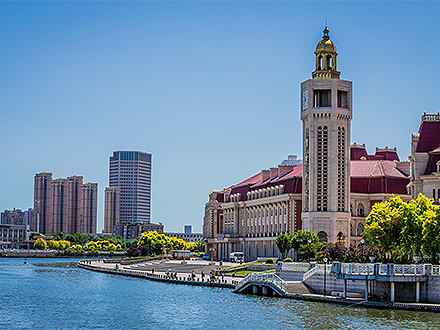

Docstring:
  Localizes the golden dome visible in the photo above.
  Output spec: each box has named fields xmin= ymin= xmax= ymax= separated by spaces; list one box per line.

xmin=315 ymin=27 xmax=336 ymax=52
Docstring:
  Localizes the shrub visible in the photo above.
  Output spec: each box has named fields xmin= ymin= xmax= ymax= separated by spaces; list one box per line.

xmin=284 ymin=257 xmax=293 ymax=262
xmin=265 ymin=258 xmax=274 ymax=264
xmin=34 ymin=238 xmax=47 ymax=250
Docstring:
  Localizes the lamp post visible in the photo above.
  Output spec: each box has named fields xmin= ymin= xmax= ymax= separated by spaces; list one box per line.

xmin=308 ymin=239 xmax=312 ymax=262
xmin=360 ymin=239 xmax=365 ymax=263
xmin=209 ymin=247 xmax=215 ymax=264
xmin=323 ymin=257 xmax=328 ymax=297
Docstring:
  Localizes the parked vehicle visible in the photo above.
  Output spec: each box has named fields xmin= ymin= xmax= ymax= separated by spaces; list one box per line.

xmin=202 ymin=254 xmax=210 ymax=261
xmin=229 ymin=252 xmax=244 ymax=263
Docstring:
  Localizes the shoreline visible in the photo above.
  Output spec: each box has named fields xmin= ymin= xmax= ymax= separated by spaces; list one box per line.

xmin=78 ymin=260 xmax=440 ymax=313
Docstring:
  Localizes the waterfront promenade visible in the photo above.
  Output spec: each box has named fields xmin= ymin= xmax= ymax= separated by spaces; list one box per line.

xmin=79 ymin=258 xmax=440 ymax=313
xmin=78 ymin=258 xmax=240 ymax=288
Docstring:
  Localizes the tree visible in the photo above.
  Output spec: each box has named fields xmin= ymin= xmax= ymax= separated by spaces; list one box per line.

xmin=65 ymin=233 xmax=88 ymax=245
xmin=34 ymin=238 xmax=47 ymax=250
xmin=275 ymin=234 xmax=291 ymax=259
xmin=290 ymin=230 xmax=319 ymax=251
xmin=48 ymin=240 xmax=60 ymax=250
xmin=363 ymin=194 xmax=440 ymax=263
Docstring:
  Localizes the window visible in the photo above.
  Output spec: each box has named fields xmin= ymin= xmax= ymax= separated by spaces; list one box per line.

xmin=357 ymin=223 xmax=364 ymax=236
xmin=357 ymin=203 xmax=365 ymax=217
xmin=316 ymin=126 xmax=328 ymax=211
xmin=338 ymin=90 xmax=349 ymax=109
xmin=314 ymin=90 xmax=331 ymax=107
xmin=318 ymin=231 xmax=328 ymax=242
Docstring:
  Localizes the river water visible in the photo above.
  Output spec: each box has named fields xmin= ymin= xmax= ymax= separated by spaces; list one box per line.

xmin=1 ymin=258 xmax=439 ymax=330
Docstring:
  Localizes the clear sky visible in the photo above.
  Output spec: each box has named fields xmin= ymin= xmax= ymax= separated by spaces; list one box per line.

xmin=0 ymin=1 xmax=438 ymax=233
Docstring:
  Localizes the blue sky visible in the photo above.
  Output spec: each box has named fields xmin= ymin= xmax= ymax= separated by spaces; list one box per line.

xmin=0 ymin=1 xmax=438 ymax=232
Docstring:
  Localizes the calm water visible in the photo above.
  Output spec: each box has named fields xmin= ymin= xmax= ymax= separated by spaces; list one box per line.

xmin=0 ymin=258 xmax=439 ymax=330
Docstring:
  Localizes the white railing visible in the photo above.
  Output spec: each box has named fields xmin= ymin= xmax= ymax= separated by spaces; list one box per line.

xmin=394 ymin=264 xmax=425 ymax=276
xmin=280 ymin=262 xmax=310 ymax=272
xmin=235 ymin=273 xmax=287 ymax=294
xmin=378 ymin=264 xmax=387 ymax=275
xmin=341 ymin=263 xmax=374 ymax=275
xmin=302 ymin=264 xmax=331 ymax=282
xmin=432 ymin=265 xmax=440 ymax=276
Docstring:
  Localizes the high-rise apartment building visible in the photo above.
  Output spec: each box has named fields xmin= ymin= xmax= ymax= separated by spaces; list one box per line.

xmin=109 ymin=151 xmax=152 ymax=224
xmin=33 ymin=172 xmax=98 ymax=234
xmin=34 ymin=172 xmax=52 ymax=234
xmin=81 ymin=182 xmax=98 ymax=234
xmin=51 ymin=178 xmax=69 ymax=233
xmin=104 ymin=186 xmax=120 ymax=235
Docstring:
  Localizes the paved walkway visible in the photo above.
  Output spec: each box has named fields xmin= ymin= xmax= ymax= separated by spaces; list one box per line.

xmin=78 ymin=259 xmax=241 ymax=288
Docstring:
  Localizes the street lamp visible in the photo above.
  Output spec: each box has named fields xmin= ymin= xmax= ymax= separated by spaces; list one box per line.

xmin=323 ymin=257 xmax=328 ymax=297
xmin=209 ymin=247 xmax=215 ymax=264
xmin=360 ymin=239 xmax=365 ymax=263
xmin=308 ymin=239 xmax=312 ymax=262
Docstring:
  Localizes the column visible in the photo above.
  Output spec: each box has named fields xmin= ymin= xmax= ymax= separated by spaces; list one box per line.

xmin=416 ymin=281 xmax=420 ymax=303
xmin=365 ymin=278 xmax=368 ymax=300
xmin=390 ymin=282 xmax=395 ymax=302
xmin=343 ymin=279 xmax=347 ymax=299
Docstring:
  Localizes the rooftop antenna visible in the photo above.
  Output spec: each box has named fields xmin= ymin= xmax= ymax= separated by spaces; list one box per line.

xmin=325 ymin=18 xmax=328 ymax=27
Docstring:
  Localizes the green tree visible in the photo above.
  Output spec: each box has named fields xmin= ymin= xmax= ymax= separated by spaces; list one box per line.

xmin=275 ymin=234 xmax=291 ymax=259
xmin=65 ymin=233 xmax=88 ymax=245
xmin=290 ymin=231 xmax=319 ymax=261
xmin=34 ymin=238 xmax=47 ymax=250
xmin=363 ymin=194 xmax=440 ymax=263
xmin=48 ymin=240 xmax=60 ymax=250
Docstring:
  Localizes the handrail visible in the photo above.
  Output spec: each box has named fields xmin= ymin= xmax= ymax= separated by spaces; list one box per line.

xmin=235 ymin=273 xmax=287 ymax=294
xmin=302 ymin=265 xmax=318 ymax=282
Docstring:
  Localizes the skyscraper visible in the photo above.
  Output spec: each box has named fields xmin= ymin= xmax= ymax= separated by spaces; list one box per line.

xmin=81 ymin=182 xmax=98 ymax=234
xmin=33 ymin=172 xmax=98 ymax=234
xmin=104 ymin=186 xmax=120 ymax=235
xmin=34 ymin=172 xmax=52 ymax=234
xmin=109 ymin=151 xmax=152 ymax=224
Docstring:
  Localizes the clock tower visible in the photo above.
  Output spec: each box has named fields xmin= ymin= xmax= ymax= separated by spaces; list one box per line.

xmin=301 ymin=27 xmax=352 ymax=245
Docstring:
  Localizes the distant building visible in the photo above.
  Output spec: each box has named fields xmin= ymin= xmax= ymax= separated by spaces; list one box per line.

xmin=1 ymin=208 xmax=33 ymax=226
xmin=117 ymin=221 xmax=163 ymax=240
xmin=166 ymin=225 xmax=202 ymax=243
xmin=109 ymin=151 xmax=152 ymax=224
xmin=33 ymin=172 xmax=98 ymax=234
xmin=0 ymin=224 xmax=28 ymax=249
xmin=184 ymin=225 xmax=192 ymax=234
xmin=34 ymin=172 xmax=53 ymax=234
xmin=81 ymin=182 xmax=98 ymax=234
xmin=279 ymin=155 xmax=302 ymax=166
xmin=104 ymin=186 xmax=120 ymax=235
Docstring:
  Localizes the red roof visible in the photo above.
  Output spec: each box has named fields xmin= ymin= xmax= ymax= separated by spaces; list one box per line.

xmin=351 ymin=160 xmax=409 ymax=178
xmin=416 ymin=121 xmax=440 ymax=153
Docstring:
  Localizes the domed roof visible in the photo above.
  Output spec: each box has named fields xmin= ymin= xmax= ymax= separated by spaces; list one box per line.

xmin=316 ymin=27 xmax=336 ymax=52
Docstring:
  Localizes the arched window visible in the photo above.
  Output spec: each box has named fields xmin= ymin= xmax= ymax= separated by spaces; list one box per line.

xmin=337 ymin=231 xmax=344 ymax=244
xmin=357 ymin=223 xmax=364 ymax=236
xmin=350 ymin=203 xmax=353 ymax=216
xmin=327 ymin=55 xmax=332 ymax=69
xmin=350 ymin=223 xmax=353 ymax=236
xmin=318 ymin=56 xmax=323 ymax=70
xmin=357 ymin=203 xmax=365 ymax=217
xmin=317 ymin=231 xmax=328 ymax=242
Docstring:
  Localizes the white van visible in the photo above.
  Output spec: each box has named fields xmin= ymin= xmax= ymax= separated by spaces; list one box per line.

xmin=229 ymin=252 xmax=244 ymax=263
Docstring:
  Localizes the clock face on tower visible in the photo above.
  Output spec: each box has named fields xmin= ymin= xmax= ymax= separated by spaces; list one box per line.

xmin=302 ymin=90 xmax=308 ymax=110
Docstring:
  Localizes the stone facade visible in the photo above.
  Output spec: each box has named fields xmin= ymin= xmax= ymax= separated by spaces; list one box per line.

xmin=203 ymin=28 xmax=412 ymax=261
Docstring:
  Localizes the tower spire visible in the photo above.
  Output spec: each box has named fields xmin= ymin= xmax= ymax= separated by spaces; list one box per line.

xmin=312 ymin=27 xmax=340 ymax=79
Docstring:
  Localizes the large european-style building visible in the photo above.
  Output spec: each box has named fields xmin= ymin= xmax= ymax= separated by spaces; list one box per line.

xmin=202 ymin=28 xmax=437 ymax=262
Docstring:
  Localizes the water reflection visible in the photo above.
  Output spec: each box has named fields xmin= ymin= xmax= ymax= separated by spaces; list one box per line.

xmin=1 ymin=258 xmax=439 ymax=330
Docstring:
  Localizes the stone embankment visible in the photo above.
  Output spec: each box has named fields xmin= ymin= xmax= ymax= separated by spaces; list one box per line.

xmin=78 ymin=259 xmax=440 ymax=312
xmin=78 ymin=259 xmax=239 ymax=289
